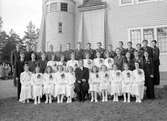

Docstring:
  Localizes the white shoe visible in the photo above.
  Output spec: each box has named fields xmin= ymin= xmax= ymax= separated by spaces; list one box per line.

xmin=138 ymin=100 xmax=142 ymax=103
xmin=95 ymin=99 xmax=98 ymax=103
xmin=27 ymin=100 xmax=29 ymax=103
xmin=34 ymin=101 xmax=37 ymax=105
xmin=102 ymin=99 xmax=105 ymax=102
xmin=123 ymin=100 xmax=126 ymax=103
xmin=127 ymin=100 xmax=130 ymax=103
xmin=91 ymin=99 xmax=94 ymax=102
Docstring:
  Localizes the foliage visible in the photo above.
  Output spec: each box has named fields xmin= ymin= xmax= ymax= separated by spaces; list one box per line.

xmin=23 ymin=21 xmax=39 ymax=49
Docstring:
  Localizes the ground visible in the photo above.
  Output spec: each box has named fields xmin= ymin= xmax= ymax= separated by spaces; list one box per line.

xmin=0 ymin=80 xmax=167 ymax=121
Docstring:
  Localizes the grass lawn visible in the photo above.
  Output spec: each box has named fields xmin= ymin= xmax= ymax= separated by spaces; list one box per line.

xmin=0 ymin=86 xmax=167 ymax=121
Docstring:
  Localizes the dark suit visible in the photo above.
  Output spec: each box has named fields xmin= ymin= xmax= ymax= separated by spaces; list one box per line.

xmin=96 ymin=48 xmax=105 ymax=58
xmin=120 ymin=47 xmax=126 ymax=56
xmin=15 ymin=60 xmax=25 ymax=100
xmin=84 ymin=49 xmax=95 ymax=59
xmin=152 ymin=46 xmax=160 ymax=85
xmin=114 ymin=56 xmax=125 ymax=71
xmin=64 ymin=49 xmax=74 ymax=61
xmin=28 ymin=60 xmax=38 ymax=73
xmin=133 ymin=57 xmax=144 ymax=69
xmin=143 ymin=58 xmax=155 ymax=99
xmin=24 ymin=51 xmax=32 ymax=62
xmin=74 ymin=67 xmax=89 ymax=101
xmin=75 ymin=49 xmax=84 ymax=60
xmin=37 ymin=60 xmax=48 ymax=73
xmin=124 ymin=58 xmax=135 ymax=71
xmin=106 ymin=50 xmax=116 ymax=58
xmin=11 ymin=50 xmax=20 ymax=86
xmin=141 ymin=46 xmax=153 ymax=58
xmin=125 ymin=47 xmax=135 ymax=59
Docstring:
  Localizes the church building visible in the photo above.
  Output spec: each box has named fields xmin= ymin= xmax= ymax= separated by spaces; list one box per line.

xmin=38 ymin=0 xmax=167 ymax=78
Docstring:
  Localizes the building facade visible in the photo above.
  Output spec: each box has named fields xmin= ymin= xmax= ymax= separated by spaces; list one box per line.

xmin=38 ymin=0 xmax=167 ymax=77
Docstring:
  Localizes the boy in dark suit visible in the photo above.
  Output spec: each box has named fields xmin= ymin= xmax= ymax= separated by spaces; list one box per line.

xmin=15 ymin=52 xmax=25 ymax=100
xmin=74 ymin=60 xmax=89 ymax=102
xmin=151 ymin=40 xmax=160 ymax=85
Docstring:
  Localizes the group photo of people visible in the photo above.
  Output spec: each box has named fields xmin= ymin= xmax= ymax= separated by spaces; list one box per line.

xmin=11 ymin=39 xmax=160 ymax=105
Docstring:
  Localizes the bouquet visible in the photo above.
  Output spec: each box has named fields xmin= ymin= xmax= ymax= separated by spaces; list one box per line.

xmin=127 ymin=72 xmax=131 ymax=78
xmin=61 ymin=73 xmax=65 ymax=79
xmin=37 ymin=74 xmax=41 ymax=79
xmin=96 ymin=73 xmax=99 ymax=78
xmin=138 ymin=70 xmax=142 ymax=75
xmin=116 ymin=72 xmax=120 ymax=76
xmin=49 ymin=74 xmax=53 ymax=79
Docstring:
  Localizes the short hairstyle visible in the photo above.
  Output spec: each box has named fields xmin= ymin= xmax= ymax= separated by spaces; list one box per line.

xmin=127 ymin=41 xmax=132 ymax=45
xmin=143 ymin=40 xmax=148 ymax=43
xmin=152 ymin=40 xmax=157 ymax=43
xmin=119 ymin=41 xmax=124 ymax=45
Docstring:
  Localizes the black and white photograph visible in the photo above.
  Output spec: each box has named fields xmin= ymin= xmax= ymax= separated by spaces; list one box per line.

xmin=0 ymin=0 xmax=167 ymax=121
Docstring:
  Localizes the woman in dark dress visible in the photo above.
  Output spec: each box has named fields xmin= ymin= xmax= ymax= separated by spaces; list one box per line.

xmin=143 ymin=51 xmax=155 ymax=99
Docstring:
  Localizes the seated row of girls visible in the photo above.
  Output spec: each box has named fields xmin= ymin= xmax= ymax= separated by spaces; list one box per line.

xmin=19 ymin=64 xmax=75 ymax=104
xmin=89 ymin=62 xmax=145 ymax=103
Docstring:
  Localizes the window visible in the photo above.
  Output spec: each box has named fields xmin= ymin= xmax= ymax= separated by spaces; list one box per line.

xmin=157 ymin=27 xmax=167 ymax=53
xmin=50 ymin=3 xmax=57 ymax=12
xmin=143 ymin=28 xmax=154 ymax=45
xmin=129 ymin=26 xmax=167 ymax=53
xmin=58 ymin=22 xmax=63 ymax=33
xmin=119 ymin=0 xmax=134 ymax=6
xmin=130 ymin=29 xmax=142 ymax=47
xmin=61 ymin=3 xmax=68 ymax=12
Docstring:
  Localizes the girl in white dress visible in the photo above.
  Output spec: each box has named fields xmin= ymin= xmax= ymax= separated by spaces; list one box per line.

xmin=83 ymin=53 xmax=93 ymax=70
xmin=132 ymin=62 xmax=145 ymax=103
xmin=110 ymin=64 xmax=122 ymax=102
xmin=55 ymin=65 xmax=67 ymax=103
xmin=93 ymin=52 xmax=104 ymax=69
xmin=104 ymin=51 xmax=114 ymax=70
xmin=122 ymin=63 xmax=133 ymax=103
xmin=47 ymin=54 xmax=57 ymax=72
xmin=31 ymin=66 xmax=44 ymax=104
xmin=99 ymin=65 xmax=110 ymax=102
xmin=89 ymin=66 xmax=100 ymax=102
xmin=57 ymin=55 xmax=66 ymax=71
xmin=19 ymin=64 xmax=32 ymax=103
xmin=65 ymin=66 xmax=76 ymax=103
xmin=66 ymin=52 xmax=78 ymax=70
xmin=43 ymin=66 xmax=55 ymax=104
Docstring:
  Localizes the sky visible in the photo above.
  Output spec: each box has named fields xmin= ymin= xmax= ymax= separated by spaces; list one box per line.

xmin=0 ymin=0 xmax=42 ymax=37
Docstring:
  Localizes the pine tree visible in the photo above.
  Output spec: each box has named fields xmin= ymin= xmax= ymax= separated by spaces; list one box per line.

xmin=23 ymin=21 xmax=39 ymax=50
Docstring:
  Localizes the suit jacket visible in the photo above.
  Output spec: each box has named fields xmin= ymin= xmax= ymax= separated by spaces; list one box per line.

xmin=120 ymin=47 xmax=126 ymax=56
xmin=11 ymin=50 xmax=20 ymax=67
xmin=125 ymin=47 xmax=135 ymax=59
xmin=84 ymin=49 xmax=95 ymax=59
xmin=75 ymin=67 xmax=89 ymax=83
xmin=106 ymin=50 xmax=116 ymax=58
xmin=64 ymin=49 xmax=74 ymax=61
xmin=114 ymin=55 xmax=125 ymax=71
xmin=143 ymin=57 xmax=154 ymax=78
xmin=15 ymin=60 xmax=25 ymax=78
xmin=141 ymin=46 xmax=153 ymax=59
xmin=96 ymin=47 xmax=105 ymax=58
xmin=24 ymin=51 xmax=32 ymax=62
xmin=28 ymin=60 xmax=38 ymax=73
xmin=37 ymin=60 xmax=48 ymax=73
xmin=124 ymin=58 xmax=135 ymax=71
xmin=152 ymin=46 xmax=160 ymax=66
xmin=75 ymin=49 xmax=84 ymax=60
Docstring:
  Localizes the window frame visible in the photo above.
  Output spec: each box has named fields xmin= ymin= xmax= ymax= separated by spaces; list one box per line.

xmin=128 ymin=25 xmax=167 ymax=54
xmin=60 ymin=2 xmax=68 ymax=12
xmin=119 ymin=0 xmax=134 ymax=6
